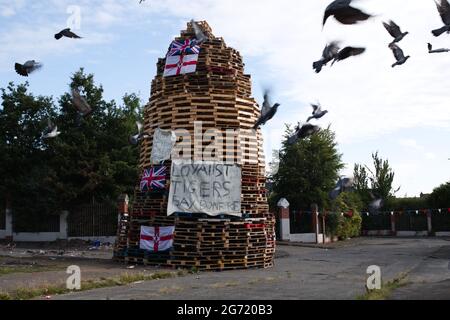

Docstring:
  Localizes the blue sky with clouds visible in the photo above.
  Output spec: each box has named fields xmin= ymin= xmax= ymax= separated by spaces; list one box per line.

xmin=1 ymin=0 xmax=449 ymax=197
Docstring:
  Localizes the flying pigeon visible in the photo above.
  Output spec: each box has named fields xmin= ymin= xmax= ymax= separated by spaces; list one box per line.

xmin=323 ymin=0 xmax=373 ymax=26
xmin=307 ymin=103 xmax=329 ymax=122
xmin=253 ymin=91 xmax=280 ymax=130
xmin=129 ymin=121 xmax=149 ymax=145
xmin=432 ymin=0 xmax=450 ymax=37
xmin=41 ymin=119 xmax=61 ymax=140
xmin=329 ymin=176 xmax=354 ymax=199
xmin=332 ymin=46 xmax=366 ymax=65
xmin=369 ymin=198 xmax=383 ymax=211
xmin=383 ymin=20 xmax=409 ymax=44
xmin=54 ymin=28 xmax=82 ymax=40
xmin=313 ymin=41 xmax=340 ymax=73
xmin=191 ymin=20 xmax=208 ymax=44
xmin=389 ymin=43 xmax=410 ymax=68
xmin=71 ymin=88 xmax=92 ymax=118
xmin=428 ymin=42 xmax=450 ymax=53
xmin=287 ymin=123 xmax=320 ymax=145
xmin=14 ymin=60 xmax=42 ymax=77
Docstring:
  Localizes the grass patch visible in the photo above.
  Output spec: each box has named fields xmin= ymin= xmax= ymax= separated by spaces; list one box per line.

xmin=0 ymin=271 xmax=180 ymax=300
xmin=0 ymin=265 xmax=62 ymax=277
xmin=357 ymin=273 xmax=410 ymax=300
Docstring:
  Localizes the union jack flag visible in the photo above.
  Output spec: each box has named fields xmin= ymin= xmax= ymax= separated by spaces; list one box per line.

xmin=140 ymin=166 xmax=167 ymax=192
xmin=167 ymin=39 xmax=201 ymax=56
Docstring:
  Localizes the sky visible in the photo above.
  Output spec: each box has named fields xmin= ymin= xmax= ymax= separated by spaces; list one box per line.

xmin=0 ymin=0 xmax=449 ymax=197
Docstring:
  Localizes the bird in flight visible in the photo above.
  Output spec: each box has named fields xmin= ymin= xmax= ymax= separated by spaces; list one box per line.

xmin=383 ymin=20 xmax=409 ymax=44
xmin=287 ymin=123 xmax=320 ymax=145
xmin=129 ymin=121 xmax=149 ymax=145
xmin=254 ymin=90 xmax=281 ymax=130
xmin=323 ymin=0 xmax=373 ymax=27
xmin=71 ymin=88 xmax=93 ymax=124
xmin=191 ymin=20 xmax=208 ymax=44
xmin=14 ymin=60 xmax=42 ymax=77
xmin=428 ymin=42 xmax=450 ymax=53
xmin=55 ymin=28 xmax=82 ymax=40
xmin=41 ymin=119 xmax=61 ymax=140
xmin=307 ymin=103 xmax=329 ymax=122
xmin=432 ymin=0 xmax=450 ymax=37
xmin=332 ymin=46 xmax=366 ymax=65
xmin=389 ymin=43 xmax=410 ymax=67
xmin=313 ymin=41 xmax=340 ymax=73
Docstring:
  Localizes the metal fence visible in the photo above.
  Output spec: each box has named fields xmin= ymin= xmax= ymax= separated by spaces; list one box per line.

xmin=396 ymin=213 xmax=428 ymax=232
xmin=431 ymin=211 xmax=450 ymax=232
xmin=68 ymin=203 xmax=118 ymax=237
xmin=362 ymin=212 xmax=391 ymax=231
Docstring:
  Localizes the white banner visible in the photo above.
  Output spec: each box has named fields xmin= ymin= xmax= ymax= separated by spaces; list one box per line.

xmin=151 ymin=128 xmax=176 ymax=164
xmin=168 ymin=161 xmax=242 ymax=217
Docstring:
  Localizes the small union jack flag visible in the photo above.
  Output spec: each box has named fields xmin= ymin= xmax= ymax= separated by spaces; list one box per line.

xmin=140 ymin=166 xmax=167 ymax=192
xmin=168 ymin=39 xmax=201 ymax=56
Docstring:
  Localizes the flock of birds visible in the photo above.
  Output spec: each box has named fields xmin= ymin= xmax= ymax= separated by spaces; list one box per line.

xmin=13 ymin=0 xmax=450 ymax=209
xmin=252 ymin=0 xmax=450 ymax=208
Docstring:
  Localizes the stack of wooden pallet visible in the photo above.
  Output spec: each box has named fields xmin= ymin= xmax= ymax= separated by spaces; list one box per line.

xmin=117 ymin=21 xmax=275 ymax=270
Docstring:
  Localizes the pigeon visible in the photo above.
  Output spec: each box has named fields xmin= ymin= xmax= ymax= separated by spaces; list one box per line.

xmin=331 ymin=46 xmax=366 ymax=65
xmin=71 ymin=88 xmax=93 ymax=119
xmin=54 ymin=28 xmax=82 ymax=40
xmin=428 ymin=42 xmax=450 ymax=53
xmin=313 ymin=41 xmax=340 ymax=73
xmin=323 ymin=0 xmax=373 ymax=26
xmin=129 ymin=121 xmax=149 ymax=145
xmin=287 ymin=123 xmax=320 ymax=145
xmin=369 ymin=198 xmax=383 ymax=211
xmin=307 ymin=103 xmax=329 ymax=122
xmin=432 ymin=0 xmax=450 ymax=37
xmin=253 ymin=91 xmax=280 ymax=130
xmin=191 ymin=20 xmax=208 ymax=44
xmin=41 ymin=119 xmax=61 ymax=139
xmin=329 ymin=177 xmax=354 ymax=200
xmin=389 ymin=43 xmax=410 ymax=68
xmin=383 ymin=20 xmax=409 ymax=44
xmin=14 ymin=60 xmax=42 ymax=77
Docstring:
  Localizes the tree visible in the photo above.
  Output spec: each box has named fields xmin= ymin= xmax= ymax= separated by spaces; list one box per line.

xmin=354 ymin=152 xmax=400 ymax=208
xmin=50 ymin=69 xmax=142 ymax=209
xmin=0 ymin=69 xmax=142 ymax=227
xmin=0 ymin=82 xmax=60 ymax=221
xmin=428 ymin=182 xmax=450 ymax=208
xmin=271 ymin=126 xmax=344 ymax=210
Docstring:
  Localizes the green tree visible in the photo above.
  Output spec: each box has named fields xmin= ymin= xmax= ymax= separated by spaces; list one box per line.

xmin=0 ymin=82 xmax=60 ymax=221
xmin=271 ymin=126 xmax=344 ymax=210
xmin=428 ymin=182 xmax=450 ymax=208
xmin=354 ymin=152 xmax=400 ymax=208
xmin=0 ymin=69 xmax=142 ymax=228
xmin=50 ymin=69 xmax=141 ymax=209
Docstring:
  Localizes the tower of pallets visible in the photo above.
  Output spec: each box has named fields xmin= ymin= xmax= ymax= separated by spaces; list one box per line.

xmin=115 ymin=21 xmax=276 ymax=270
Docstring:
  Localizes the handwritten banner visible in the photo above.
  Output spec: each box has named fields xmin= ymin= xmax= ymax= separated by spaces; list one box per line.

xmin=151 ymin=128 xmax=176 ymax=164
xmin=168 ymin=161 xmax=242 ymax=217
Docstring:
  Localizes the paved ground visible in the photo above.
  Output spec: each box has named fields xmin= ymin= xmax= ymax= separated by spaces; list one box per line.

xmin=43 ymin=237 xmax=450 ymax=300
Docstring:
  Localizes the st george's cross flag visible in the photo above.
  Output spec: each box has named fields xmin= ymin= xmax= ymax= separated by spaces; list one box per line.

xmin=140 ymin=226 xmax=175 ymax=252
xmin=163 ymin=54 xmax=198 ymax=77
xmin=140 ymin=166 xmax=167 ymax=192
xmin=168 ymin=39 xmax=200 ymax=56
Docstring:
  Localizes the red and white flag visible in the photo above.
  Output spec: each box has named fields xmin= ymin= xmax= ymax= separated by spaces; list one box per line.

xmin=140 ymin=226 xmax=175 ymax=252
xmin=163 ymin=54 xmax=198 ymax=77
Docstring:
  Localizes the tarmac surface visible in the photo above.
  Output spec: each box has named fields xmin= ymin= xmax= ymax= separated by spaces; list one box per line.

xmin=40 ymin=237 xmax=450 ymax=300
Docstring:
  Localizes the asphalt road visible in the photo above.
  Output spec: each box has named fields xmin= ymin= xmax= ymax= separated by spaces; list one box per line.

xmin=52 ymin=237 xmax=450 ymax=300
